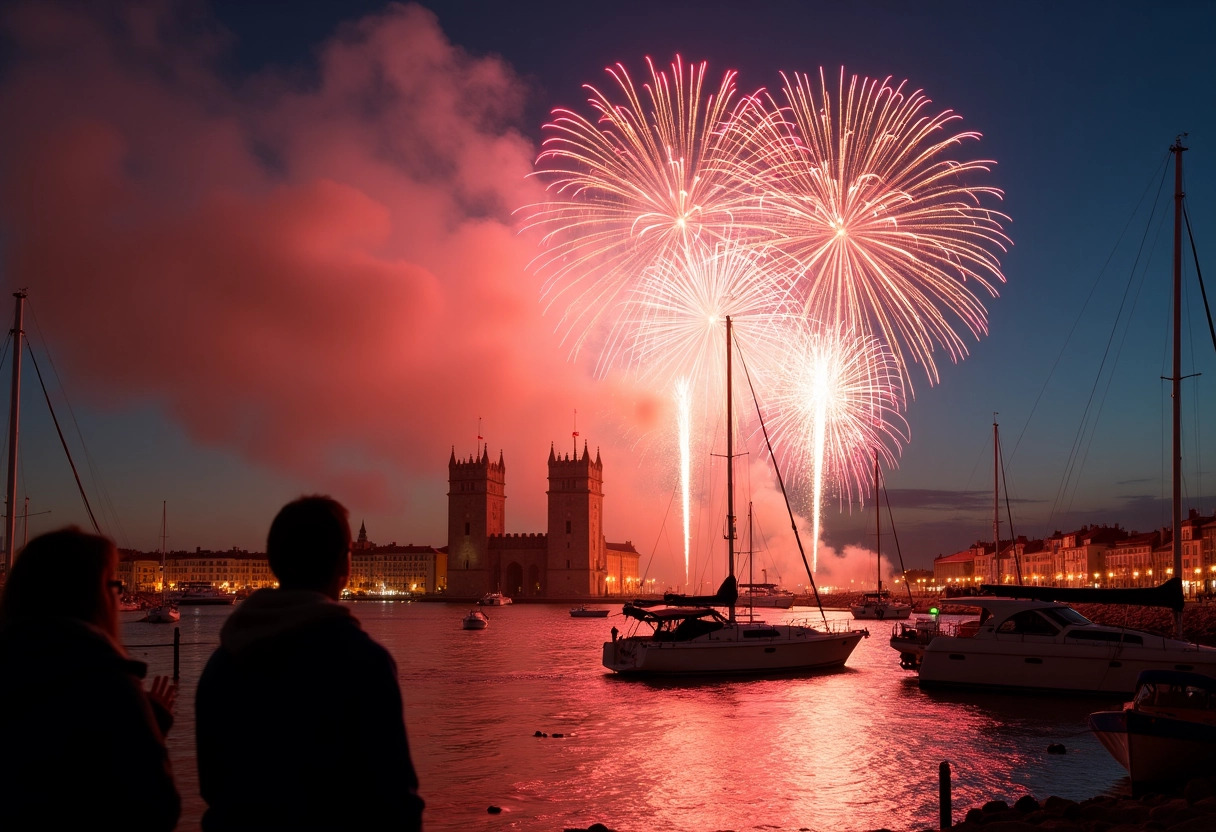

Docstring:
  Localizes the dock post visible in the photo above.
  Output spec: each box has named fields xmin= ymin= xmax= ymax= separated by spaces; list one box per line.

xmin=939 ymin=760 xmax=951 ymax=829
xmin=173 ymin=627 xmax=180 ymax=682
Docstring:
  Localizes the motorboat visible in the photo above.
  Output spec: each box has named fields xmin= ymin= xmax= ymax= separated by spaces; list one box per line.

xmin=737 ymin=583 xmax=795 ymax=609
xmin=479 ymin=591 xmax=512 ymax=606
xmin=895 ymin=589 xmax=1216 ymax=696
xmin=851 ymin=590 xmax=912 ymax=621
xmin=570 ymin=606 xmax=610 ymax=618
xmin=1089 ymin=669 xmax=1216 ymax=790
xmin=172 ymin=581 xmax=236 ymax=606
xmin=462 ymin=609 xmax=489 ymax=630
xmin=602 ymin=316 xmax=868 ymax=676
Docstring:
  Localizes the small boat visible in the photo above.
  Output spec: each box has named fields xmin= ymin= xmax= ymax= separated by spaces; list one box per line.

xmin=143 ymin=603 xmax=180 ymax=624
xmin=144 ymin=502 xmax=180 ymax=624
xmin=479 ymin=591 xmax=512 ymax=606
xmin=1089 ymin=669 xmax=1216 ymax=790
xmin=570 ymin=606 xmax=610 ymax=618
xmin=462 ymin=609 xmax=489 ymax=630
xmin=851 ymin=590 xmax=912 ymax=621
xmin=737 ymin=583 xmax=795 ymax=609
xmin=851 ymin=451 xmax=911 ymax=621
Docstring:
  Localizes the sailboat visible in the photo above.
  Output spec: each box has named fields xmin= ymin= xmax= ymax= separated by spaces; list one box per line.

xmin=144 ymin=502 xmax=180 ymax=624
xmin=602 ymin=316 xmax=868 ymax=676
xmin=851 ymin=450 xmax=912 ymax=621
xmin=892 ymin=140 xmax=1216 ymax=695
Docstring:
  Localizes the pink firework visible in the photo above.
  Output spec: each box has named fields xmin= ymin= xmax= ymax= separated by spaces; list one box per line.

xmin=737 ymin=67 xmax=1011 ymax=395
xmin=520 ymin=55 xmax=756 ymax=369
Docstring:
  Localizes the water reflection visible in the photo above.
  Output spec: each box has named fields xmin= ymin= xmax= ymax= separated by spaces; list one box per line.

xmin=122 ymin=603 xmax=1131 ymax=832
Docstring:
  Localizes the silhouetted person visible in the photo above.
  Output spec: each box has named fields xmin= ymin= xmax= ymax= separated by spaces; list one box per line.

xmin=196 ymin=495 xmax=424 ymax=831
xmin=0 ymin=527 xmax=181 ymax=832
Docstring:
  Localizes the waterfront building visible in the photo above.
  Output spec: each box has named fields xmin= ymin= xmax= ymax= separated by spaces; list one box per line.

xmin=445 ymin=441 xmax=639 ymax=599
xmin=348 ymin=523 xmax=447 ymax=595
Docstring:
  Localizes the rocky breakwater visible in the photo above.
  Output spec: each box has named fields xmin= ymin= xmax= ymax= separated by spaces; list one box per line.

xmin=909 ymin=774 xmax=1216 ymax=832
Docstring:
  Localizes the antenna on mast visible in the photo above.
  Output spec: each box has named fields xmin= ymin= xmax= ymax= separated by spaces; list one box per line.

xmin=476 ymin=417 xmax=483 ymax=457
xmin=572 ymin=409 xmax=579 ymax=456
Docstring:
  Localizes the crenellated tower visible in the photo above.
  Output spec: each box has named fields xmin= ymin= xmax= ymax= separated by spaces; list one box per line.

xmin=446 ymin=446 xmax=506 ymax=597
xmin=546 ymin=441 xmax=607 ymax=595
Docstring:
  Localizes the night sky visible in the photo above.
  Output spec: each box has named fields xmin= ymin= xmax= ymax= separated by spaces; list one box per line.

xmin=1 ymin=1 xmax=1213 ymax=591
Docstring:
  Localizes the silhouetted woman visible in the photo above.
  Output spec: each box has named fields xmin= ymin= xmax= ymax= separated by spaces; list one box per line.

xmin=0 ymin=527 xmax=181 ymax=831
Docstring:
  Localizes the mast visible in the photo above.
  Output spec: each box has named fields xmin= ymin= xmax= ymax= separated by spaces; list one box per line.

xmin=4 ymin=290 xmax=26 ymax=572
xmin=1171 ymin=138 xmax=1186 ymax=632
xmin=993 ymin=415 xmax=1000 ymax=584
xmin=875 ymin=449 xmax=882 ymax=594
xmin=726 ymin=316 xmax=736 ymax=623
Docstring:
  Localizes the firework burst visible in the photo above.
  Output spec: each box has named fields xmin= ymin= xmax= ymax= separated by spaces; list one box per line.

xmin=737 ymin=67 xmax=1011 ymax=394
xmin=520 ymin=55 xmax=756 ymax=370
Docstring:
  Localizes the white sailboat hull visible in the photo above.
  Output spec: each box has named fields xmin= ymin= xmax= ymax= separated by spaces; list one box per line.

xmin=603 ymin=624 xmax=865 ymax=675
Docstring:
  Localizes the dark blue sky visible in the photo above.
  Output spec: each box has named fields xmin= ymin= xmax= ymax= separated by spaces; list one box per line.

xmin=3 ymin=1 xmax=1214 ymax=583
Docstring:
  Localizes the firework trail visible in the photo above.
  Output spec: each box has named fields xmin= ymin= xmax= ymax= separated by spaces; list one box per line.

xmin=736 ymin=67 xmax=1011 ymax=395
xmin=757 ymin=322 xmax=908 ymax=570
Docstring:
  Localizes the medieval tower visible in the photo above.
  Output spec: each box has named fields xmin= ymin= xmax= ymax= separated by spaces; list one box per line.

xmin=445 ymin=447 xmax=506 ymax=598
xmin=444 ymin=440 xmax=634 ymax=599
xmin=546 ymin=442 xmax=608 ymax=596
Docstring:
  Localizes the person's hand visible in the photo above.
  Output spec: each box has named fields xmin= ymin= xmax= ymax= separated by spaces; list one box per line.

xmin=148 ymin=675 xmax=178 ymax=715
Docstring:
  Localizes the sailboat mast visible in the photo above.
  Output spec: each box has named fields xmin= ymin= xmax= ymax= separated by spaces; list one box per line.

xmin=875 ymin=449 xmax=881 ymax=594
xmin=993 ymin=415 xmax=1000 ymax=584
xmin=1171 ymin=139 xmax=1186 ymax=618
xmin=4 ymin=290 xmax=26 ymax=572
xmin=726 ymin=316 xmax=736 ymax=623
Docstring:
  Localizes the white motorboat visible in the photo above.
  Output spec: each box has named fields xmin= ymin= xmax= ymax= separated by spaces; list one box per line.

xmin=899 ymin=590 xmax=1216 ymax=696
xmin=462 ymin=609 xmax=489 ymax=630
xmin=479 ymin=592 xmax=512 ymax=606
xmin=602 ymin=316 xmax=868 ymax=676
xmin=172 ymin=582 xmax=235 ymax=606
xmin=1089 ymin=669 xmax=1216 ymax=790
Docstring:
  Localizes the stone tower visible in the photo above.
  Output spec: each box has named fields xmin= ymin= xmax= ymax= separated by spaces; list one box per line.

xmin=445 ymin=447 xmax=506 ymax=597
xmin=546 ymin=441 xmax=607 ymax=595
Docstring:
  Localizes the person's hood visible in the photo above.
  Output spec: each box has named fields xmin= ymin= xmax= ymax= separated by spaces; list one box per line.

xmin=218 ymin=588 xmax=356 ymax=656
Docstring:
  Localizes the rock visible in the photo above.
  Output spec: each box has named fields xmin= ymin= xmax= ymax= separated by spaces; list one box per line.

xmin=487 ymin=805 xmax=502 ymax=814
xmin=1015 ymin=795 xmax=1041 ymax=813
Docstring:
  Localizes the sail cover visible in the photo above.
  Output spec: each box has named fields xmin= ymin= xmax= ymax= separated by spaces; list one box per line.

xmin=660 ymin=576 xmax=738 ymax=608
xmin=977 ymin=577 xmax=1183 ymax=614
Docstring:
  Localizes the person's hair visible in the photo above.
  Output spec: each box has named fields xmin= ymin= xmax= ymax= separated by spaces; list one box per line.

xmin=266 ymin=495 xmax=352 ymax=589
xmin=0 ymin=527 xmax=116 ymax=633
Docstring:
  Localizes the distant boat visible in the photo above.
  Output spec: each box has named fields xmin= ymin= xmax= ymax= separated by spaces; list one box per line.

xmin=479 ymin=591 xmax=512 ymax=606
xmin=462 ymin=609 xmax=489 ymax=630
xmin=736 ymin=583 xmax=795 ymax=609
xmin=850 ymin=450 xmax=911 ymax=621
xmin=144 ymin=502 xmax=180 ymax=624
xmin=570 ymin=606 xmax=610 ymax=618
xmin=1089 ymin=669 xmax=1216 ymax=790
xmin=172 ymin=582 xmax=235 ymax=606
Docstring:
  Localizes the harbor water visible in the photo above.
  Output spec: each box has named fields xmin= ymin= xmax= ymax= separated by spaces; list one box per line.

xmin=122 ymin=602 xmax=1131 ymax=832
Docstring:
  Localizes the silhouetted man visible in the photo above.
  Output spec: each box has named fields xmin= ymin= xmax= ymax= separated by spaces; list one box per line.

xmin=196 ymin=495 xmax=424 ymax=831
